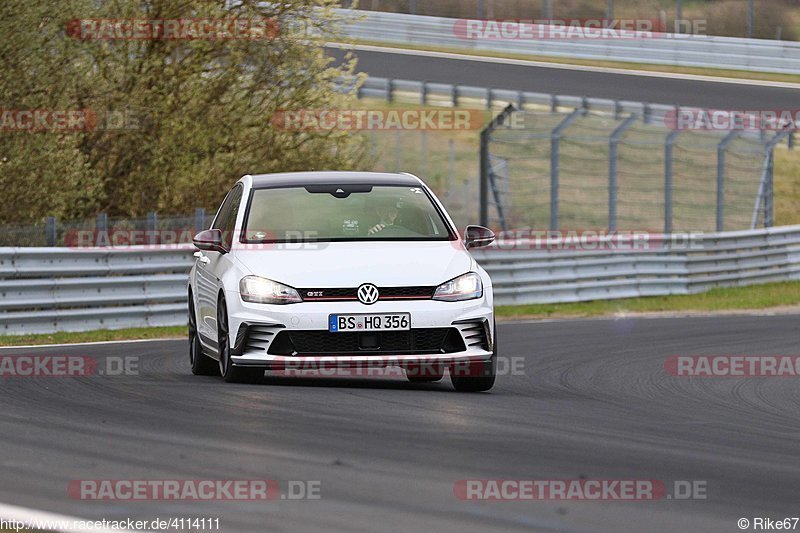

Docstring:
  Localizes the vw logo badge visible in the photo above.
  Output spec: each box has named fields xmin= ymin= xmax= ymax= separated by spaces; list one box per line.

xmin=357 ymin=283 xmax=379 ymax=305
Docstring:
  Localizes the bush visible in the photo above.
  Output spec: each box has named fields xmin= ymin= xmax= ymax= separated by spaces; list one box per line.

xmin=0 ymin=0 xmax=368 ymax=223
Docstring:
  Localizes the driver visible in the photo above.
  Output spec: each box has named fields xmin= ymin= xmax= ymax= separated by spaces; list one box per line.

xmin=367 ymin=198 xmax=399 ymax=235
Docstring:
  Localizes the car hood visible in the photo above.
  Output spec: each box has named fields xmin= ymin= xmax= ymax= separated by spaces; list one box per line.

xmin=233 ymin=241 xmax=473 ymax=288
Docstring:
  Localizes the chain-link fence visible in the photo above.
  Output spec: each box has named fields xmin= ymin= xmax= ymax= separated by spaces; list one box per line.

xmin=347 ymin=76 xmax=789 ymax=234
xmin=484 ymin=107 xmax=774 ymax=233
xmin=0 ymin=210 xmax=213 ymax=247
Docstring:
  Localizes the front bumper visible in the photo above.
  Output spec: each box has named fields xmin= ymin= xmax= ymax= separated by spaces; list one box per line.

xmin=224 ymin=291 xmax=494 ymax=369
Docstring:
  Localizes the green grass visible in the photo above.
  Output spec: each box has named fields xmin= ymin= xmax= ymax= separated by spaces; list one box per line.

xmin=0 ymin=326 xmax=186 ymax=347
xmin=775 ymin=145 xmax=800 ymax=226
xmin=497 ymin=281 xmax=800 ymax=319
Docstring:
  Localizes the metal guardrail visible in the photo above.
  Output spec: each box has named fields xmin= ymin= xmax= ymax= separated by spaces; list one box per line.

xmin=337 ymin=9 xmax=800 ymax=75
xmin=474 ymin=226 xmax=800 ymax=305
xmin=348 ymin=75 xmax=681 ymax=124
xmin=1 ymin=225 xmax=799 ymax=335
xmin=0 ymin=246 xmax=194 ymax=335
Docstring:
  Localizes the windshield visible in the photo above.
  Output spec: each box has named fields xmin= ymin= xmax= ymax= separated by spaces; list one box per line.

xmin=242 ymin=184 xmax=454 ymax=242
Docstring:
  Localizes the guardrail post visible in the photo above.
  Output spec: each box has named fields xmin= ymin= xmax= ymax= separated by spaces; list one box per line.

xmin=147 ymin=211 xmax=158 ymax=245
xmin=480 ymin=104 xmax=516 ymax=227
xmin=716 ymin=130 xmax=741 ymax=232
xmin=45 ymin=217 xmax=57 ymax=247
xmin=550 ymin=108 xmax=586 ymax=230
xmin=420 ymin=81 xmax=427 ymax=105
xmin=608 ymin=114 xmax=639 ymax=231
xmin=664 ymin=128 xmax=681 ymax=234
xmin=451 ymin=84 xmax=458 ymax=107
xmin=516 ymin=91 xmax=524 ymax=110
xmin=486 ymin=88 xmax=493 ymax=110
xmin=194 ymin=208 xmax=205 ymax=234
xmin=386 ymin=78 xmax=394 ymax=103
xmin=96 ymin=212 xmax=108 ymax=247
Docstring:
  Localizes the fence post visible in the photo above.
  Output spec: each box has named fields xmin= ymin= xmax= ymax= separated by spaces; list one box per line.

xmin=766 ymin=149 xmax=774 ymax=227
xmin=750 ymin=130 xmax=791 ymax=229
xmin=395 ymin=129 xmax=402 ymax=170
xmin=664 ymin=129 xmax=681 ymax=234
xmin=45 ymin=216 xmax=57 ymax=247
xmin=479 ymin=104 xmax=516 ymax=227
xmin=96 ymin=212 xmax=108 ymax=247
xmin=716 ymin=131 xmax=740 ymax=232
xmin=608 ymin=114 xmax=639 ymax=231
xmin=550 ymin=108 xmax=586 ymax=230
xmin=146 ymin=211 xmax=158 ymax=245
xmin=420 ymin=131 xmax=428 ymax=177
xmin=194 ymin=208 xmax=206 ymax=234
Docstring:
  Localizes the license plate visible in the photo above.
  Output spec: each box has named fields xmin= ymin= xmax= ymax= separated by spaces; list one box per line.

xmin=329 ymin=313 xmax=410 ymax=332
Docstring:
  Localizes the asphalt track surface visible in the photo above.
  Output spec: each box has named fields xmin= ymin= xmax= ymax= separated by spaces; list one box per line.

xmin=327 ymin=47 xmax=800 ymax=109
xmin=2 ymin=315 xmax=799 ymax=532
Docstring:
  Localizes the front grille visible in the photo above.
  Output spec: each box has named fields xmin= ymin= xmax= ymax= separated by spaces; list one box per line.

xmin=267 ymin=328 xmax=465 ymax=356
xmin=298 ymin=286 xmax=436 ymax=302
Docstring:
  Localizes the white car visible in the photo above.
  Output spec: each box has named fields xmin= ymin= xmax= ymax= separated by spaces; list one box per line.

xmin=187 ymin=171 xmax=497 ymax=392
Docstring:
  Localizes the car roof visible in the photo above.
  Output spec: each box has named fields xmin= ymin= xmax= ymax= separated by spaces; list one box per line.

xmin=247 ymin=171 xmax=422 ymax=189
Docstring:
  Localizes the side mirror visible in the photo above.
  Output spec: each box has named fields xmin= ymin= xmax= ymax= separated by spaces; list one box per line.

xmin=193 ymin=229 xmax=225 ymax=253
xmin=464 ymin=225 xmax=495 ymax=249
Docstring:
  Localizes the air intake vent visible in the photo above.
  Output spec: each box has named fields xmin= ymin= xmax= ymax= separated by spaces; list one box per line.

xmin=454 ymin=320 xmax=490 ymax=351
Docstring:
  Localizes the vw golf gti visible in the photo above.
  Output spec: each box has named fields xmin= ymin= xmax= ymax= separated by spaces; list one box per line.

xmin=188 ymin=171 xmax=497 ymax=391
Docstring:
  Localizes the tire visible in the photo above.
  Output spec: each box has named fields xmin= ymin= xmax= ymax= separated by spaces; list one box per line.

xmin=450 ymin=320 xmax=496 ymax=392
xmin=217 ymin=296 xmax=264 ymax=384
xmin=189 ymin=291 xmax=219 ymax=376
xmin=405 ymin=362 xmax=444 ymax=383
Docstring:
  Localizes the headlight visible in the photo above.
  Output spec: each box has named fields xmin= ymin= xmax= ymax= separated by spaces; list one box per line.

xmin=239 ymin=276 xmax=302 ymax=304
xmin=433 ymin=272 xmax=483 ymax=301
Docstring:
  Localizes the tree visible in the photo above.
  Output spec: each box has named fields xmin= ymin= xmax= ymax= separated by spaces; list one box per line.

xmin=0 ymin=0 xmax=367 ymax=222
